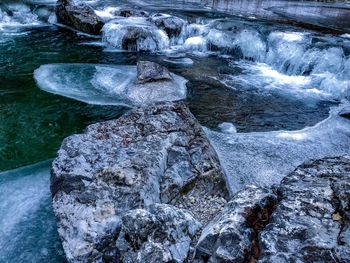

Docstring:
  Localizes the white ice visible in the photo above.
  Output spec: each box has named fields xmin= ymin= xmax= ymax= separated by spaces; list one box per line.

xmin=102 ymin=17 xmax=170 ymax=51
xmin=34 ymin=64 xmax=187 ymax=106
xmin=0 ymin=161 xmax=62 ymax=262
xmin=205 ymin=103 xmax=350 ymax=195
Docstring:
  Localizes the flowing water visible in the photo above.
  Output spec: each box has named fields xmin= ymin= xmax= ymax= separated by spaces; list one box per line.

xmin=1 ymin=0 xmax=350 ymax=261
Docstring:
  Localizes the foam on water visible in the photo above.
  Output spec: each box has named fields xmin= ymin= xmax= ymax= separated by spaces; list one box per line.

xmin=0 ymin=161 xmax=65 ymax=262
xmin=34 ymin=64 xmax=187 ymax=106
xmin=0 ymin=4 xmax=42 ymax=34
xmin=205 ymin=103 xmax=350 ymax=195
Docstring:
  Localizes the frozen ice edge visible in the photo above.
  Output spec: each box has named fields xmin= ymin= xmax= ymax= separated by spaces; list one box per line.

xmin=34 ymin=63 xmax=188 ymax=106
xmin=205 ymin=103 xmax=350 ymax=195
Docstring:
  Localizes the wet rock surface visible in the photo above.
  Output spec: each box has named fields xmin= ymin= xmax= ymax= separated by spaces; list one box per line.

xmin=116 ymin=204 xmax=201 ymax=263
xmin=259 ymin=156 xmax=350 ymax=263
xmin=136 ymin=60 xmax=173 ymax=84
xmin=194 ymin=156 xmax=350 ymax=263
xmin=194 ymin=186 xmax=277 ymax=262
xmin=51 ymin=102 xmax=229 ymax=262
xmin=55 ymin=0 xmax=104 ymax=35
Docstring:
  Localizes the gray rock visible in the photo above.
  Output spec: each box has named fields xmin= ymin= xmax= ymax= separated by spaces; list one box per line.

xmin=51 ymin=102 xmax=229 ymax=262
xmin=55 ymin=0 xmax=104 ymax=35
xmin=136 ymin=61 xmax=173 ymax=84
xmin=194 ymin=185 xmax=277 ymax=262
xmin=152 ymin=14 xmax=186 ymax=38
xmin=116 ymin=204 xmax=201 ymax=263
xmin=259 ymin=156 xmax=350 ymax=263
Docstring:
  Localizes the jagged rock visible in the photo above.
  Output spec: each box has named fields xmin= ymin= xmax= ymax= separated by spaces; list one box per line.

xmin=136 ymin=61 xmax=173 ymax=84
xmin=51 ymin=102 xmax=229 ymax=262
xmin=152 ymin=14 xmax=186 ymax=37
xmin=194 ymin=185 xmax=277 ymax=262
xmin=259 ymin=156 xmax=350 ymax=263
xmin=116 ymin=204 xmax=201 ymax=263
xmin=55 ymin=0 xmax=104 ymax=35
xmin=339 ymin=106 xmax=350 ymax=119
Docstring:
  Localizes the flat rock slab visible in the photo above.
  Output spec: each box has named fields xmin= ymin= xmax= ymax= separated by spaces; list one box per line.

xmin=51 ymin=102 xmax=229 ymax=262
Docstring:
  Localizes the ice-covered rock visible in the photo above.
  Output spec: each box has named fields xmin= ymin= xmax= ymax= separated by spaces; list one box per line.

xmin=259 ymin=156 xmax=350 ymax=262
xmin=51 ymin=102 xmax=229 ymax=262
xmin=34 ymin=63 xmax=188 ymax=106
xmin=136 ymin=60 xmax=172 ymax=84
xmin=55 ymin=0 xmax=104 ymax=35
xmin=151 ymin=13 xmax=186 ymax=38
xmin=102 ymin=17 xmax=169 ymax=51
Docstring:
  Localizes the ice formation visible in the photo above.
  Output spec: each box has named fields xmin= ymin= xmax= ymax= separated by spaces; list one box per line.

xmin=34 ymin=64 xmax=187 ymax=106
xmin=205 ymin=104 xmax=350 ymax=194
xmin=0 ymin=162 xmax=63 ymax=262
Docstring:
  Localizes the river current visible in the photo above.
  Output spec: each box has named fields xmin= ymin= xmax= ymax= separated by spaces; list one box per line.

xmin=0 ymin=0 xmax=349 ymax=261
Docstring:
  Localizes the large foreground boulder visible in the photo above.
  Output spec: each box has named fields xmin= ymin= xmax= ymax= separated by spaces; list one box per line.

xmin=55 ymin=0 xmax=104 ymax=35
xmin=51 ymin=102 xmax=229 ymax=262
xmin=259 ymin=156 xmax=350 ymax=262
xmin=194 ymin=156 xmax=350 ymax=262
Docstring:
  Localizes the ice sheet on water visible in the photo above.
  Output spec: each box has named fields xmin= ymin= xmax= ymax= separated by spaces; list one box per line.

xmin=205 ymin=103 xmax=350 ymax=195
xmin=34 ymin=63 xmax=187 ymax=106
xmin=0 ymin=161 xmax=64 ymax=262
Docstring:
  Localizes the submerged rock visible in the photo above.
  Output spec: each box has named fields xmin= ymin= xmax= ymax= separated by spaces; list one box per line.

xmin=136 ymin=61 xmax=173 ymax=84
xmin=259 ymin=156 xmax=350 ymax=262
xmin=55 ymin=0 xmax=104 ymax=35
xmin=51 ymin=102 xmax=229 ymax=262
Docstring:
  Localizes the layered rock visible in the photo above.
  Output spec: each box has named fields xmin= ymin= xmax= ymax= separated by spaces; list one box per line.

xmin=51 ymin=102 xmax=229 ymax=262
xmin=193 ymin=156 xmax=350 ymax=262
xmin=55 ymin=0 xmax=104 ymax=35
xmin=259 ymin=156 xmax=350 ymax=262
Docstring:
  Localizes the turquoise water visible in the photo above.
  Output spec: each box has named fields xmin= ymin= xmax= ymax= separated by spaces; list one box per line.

xmin=0 ymin=0 xmax=348 ymax=261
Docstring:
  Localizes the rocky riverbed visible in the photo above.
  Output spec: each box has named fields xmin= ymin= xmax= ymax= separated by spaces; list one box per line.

xmin=1 ymin=0 xmax=350 ymax=262
xmin=51 ymin=100 xmax=350 ymax=262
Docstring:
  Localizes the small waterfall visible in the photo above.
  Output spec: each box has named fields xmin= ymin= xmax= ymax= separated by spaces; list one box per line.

xmin=0 ymin=3 xmax=42 ymax=33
